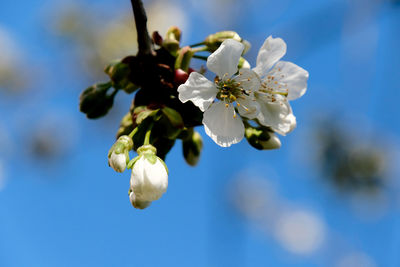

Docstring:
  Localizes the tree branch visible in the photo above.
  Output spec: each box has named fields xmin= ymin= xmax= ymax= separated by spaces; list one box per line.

xmin=130 ymin=0 xmax=153 ymax=56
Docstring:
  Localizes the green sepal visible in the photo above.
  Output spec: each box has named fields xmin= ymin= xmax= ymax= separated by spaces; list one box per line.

xmin=143 ymin=153 xmax=157 ymax=165
xmin=159 ymin=156 xmax=169 ymax=174
xmin=127 ymin=155 xmax=141 ymax=169
xmin=134 ymin=106 xmax=160 ymax=125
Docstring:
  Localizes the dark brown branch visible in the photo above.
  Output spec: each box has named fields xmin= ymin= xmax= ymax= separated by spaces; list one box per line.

xmin=130 ymin=0 xmax=154 ymax=56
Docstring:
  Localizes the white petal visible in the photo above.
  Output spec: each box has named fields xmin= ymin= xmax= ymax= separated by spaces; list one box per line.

xmin=178 ymin=72 xmax=218 ymax=112
xmin=130 ymin=157 xmax=168 ymax=202
xmin=207 ymin=39 xmax=244 ymax=78
xmin=253 ymin=36 xmax=286 ymax=77
xmin=129 ymin=191 xmax=151 ymax=209
xmin=256 ymin=96 xmax=293 ymax=135
xmin=234 ymin=68 xmax=261 ymax=93
xmin=109 ymin=152 xmax=127 ymax=173
xmin=287 ymin=113 xmax=297 ymax=133
xmin=237 ymin=95 xmax=260 ymax=119
xmin=202 ymin=102 xmax=244 ymax=147
xmin=269 ymin=61 xmax=309 ymax=100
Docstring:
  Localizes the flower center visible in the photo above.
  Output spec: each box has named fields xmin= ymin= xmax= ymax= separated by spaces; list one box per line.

xmin=215 ymin=76 xmax=247 ymax=103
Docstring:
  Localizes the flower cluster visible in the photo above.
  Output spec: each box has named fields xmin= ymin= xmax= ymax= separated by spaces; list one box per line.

xmin=178 ymin=36 xmax=308 ymax=147
xmin=80 ymin=16 xmax=308 ymax=209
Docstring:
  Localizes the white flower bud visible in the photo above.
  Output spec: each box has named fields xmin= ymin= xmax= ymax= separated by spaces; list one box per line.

xmin=108 ymin=135 xmax=133 ymax=173
xmin=109 ymin=151 xmax=128 ymax=173
xmin=259 ymin=132 xmax=281 ymax=150
xmin=128 ymin=145 xmax=168 ymax=209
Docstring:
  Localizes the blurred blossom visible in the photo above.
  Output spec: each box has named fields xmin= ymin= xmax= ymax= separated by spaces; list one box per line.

xmin=26 ymin=114 xmax=79 ymax=162
xmin=0 ymin=123 xmax=14 ymax=157
xmin=274 ymin=210 xmax=325 ymax=255
xmin=315 ymin=119 xmax=389 ymax=191
xmin=229 ymin=171 xmax=326 ymax=256
xmin=49 ymin=1 xmax=188 ymax=79
xmin=0 ymin=25 xmax=28 ymax=93
xmin=229 ymin=172 xmax=280 ymax=224
xmin=336 ymin=251 xmax=377 ymax=267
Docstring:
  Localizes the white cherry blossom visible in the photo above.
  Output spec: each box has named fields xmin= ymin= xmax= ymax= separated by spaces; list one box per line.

xmin=252 ymin=36 xmax=308 ymax=135
xmin=178 ymin=39 xmax=260 ymax=147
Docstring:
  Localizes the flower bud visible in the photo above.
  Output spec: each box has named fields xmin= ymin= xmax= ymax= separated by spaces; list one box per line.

xmin=205 ymin=31 xmax=250 ymax=53
xmin=182 ymin=130 xmax=203 ymax=166
xmin=238 ymin=57 xmax=250 ymax=69
xmin=108 ymin=135 xmax=133 ymax=173
xmin=128 ymin=145 xmax=168 ymax=209
xmin=104 ymin=61 xmax=138 ymax=93
xmin=163 ymin=26 xmax=181 ymax=56
xmin=245 ymin=126 xmax=281 ymax=150
xmin=79 ymin=82 xmax=116 ymax=119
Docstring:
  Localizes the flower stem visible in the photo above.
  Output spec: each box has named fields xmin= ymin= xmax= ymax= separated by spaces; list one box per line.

xmin=189 ymin=41 xmax=205 ymax=47
xmin=143 ymin=123 xmax=154 ymax=145
xmin=191 ymin=46 xmax=208 ymax=53
xmin=129 ymin=127 xmax=139 ymax=138
xmin=193 ymin=55 xmax=208 ymax=61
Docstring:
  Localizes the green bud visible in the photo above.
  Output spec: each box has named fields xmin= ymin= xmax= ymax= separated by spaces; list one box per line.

xmin=238 ymin=57 xmax=250 ymax=69
xmin=133 ymin=106 xmax=160 ymax=125
xmin=175 ymin=46 xmax=194 ymax=72
xmin=79 ymin=82 xmax=116 ymax=119
xmin=163 ymin=26 xmax=181 ymax=56
xmin=205 ymin=31 xmax=250 ymax=53
xmin=182 ymin=129 xmax=203 ymax=166
xmin=245 ymin=126 xmax=281 ymax=150
xmin=104 ymin=61 xmax=138 ymax=93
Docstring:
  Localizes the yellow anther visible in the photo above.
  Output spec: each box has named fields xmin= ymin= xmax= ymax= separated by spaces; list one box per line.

xmin=225 ymin=103 xmax=229 ymax=107
xmin=237 ymin=102 xmax=241 ymax=106
xmin=233 ymin=113 xmax=237 ymax=118
xmin=247 ymin=78 xmax=251 ymax=81
xmin=274 ymin=81 xmax=278 ymax=84
xmin=230 ymin=95 xmax=237 ymax=101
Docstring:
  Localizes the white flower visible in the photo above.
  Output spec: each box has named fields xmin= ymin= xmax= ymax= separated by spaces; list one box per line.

xmin=129 ymin=145 xmax=168 ymax=209
xmin=108 ymin=135 xmax=133 ymax=173
xmin=178 ymin=39 xmax=260 ymax=147
xmin=252 ymin=36 xmax=309 ymax=135
xmin=109 ymin=151 xmax=128 ymax=172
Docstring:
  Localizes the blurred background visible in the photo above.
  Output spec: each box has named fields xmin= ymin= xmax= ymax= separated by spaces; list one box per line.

xmin=1 ymin=0 xmax=400 ymax=266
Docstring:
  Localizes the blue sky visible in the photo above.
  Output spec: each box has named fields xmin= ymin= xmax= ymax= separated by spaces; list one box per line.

xmin=1 ymin=0 xmax=400 ymax=266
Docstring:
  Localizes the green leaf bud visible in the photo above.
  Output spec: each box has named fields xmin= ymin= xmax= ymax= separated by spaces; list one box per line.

xmin=182 ymin=130 xmax=203 ymax=166
xmin=79 ymin=82 xmax=115 ymax=119
xmin=163 ymin=26 xmax=182 ymax=56
xmin=245 ymin=126 xmax=281 ymax=150
xmin=104 ymin=61 xmax=139 ymax=93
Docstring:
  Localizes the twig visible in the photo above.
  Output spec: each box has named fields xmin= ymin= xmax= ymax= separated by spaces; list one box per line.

xmin=130 ymin=0 xmax=153 ymax=56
